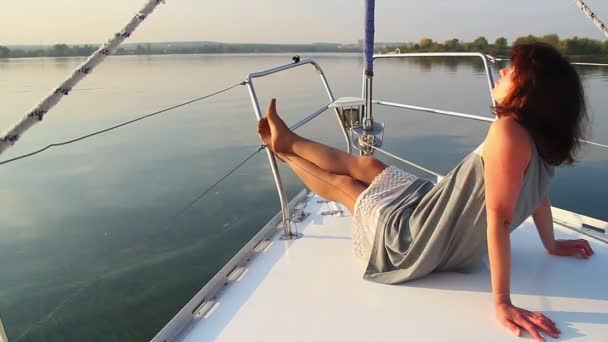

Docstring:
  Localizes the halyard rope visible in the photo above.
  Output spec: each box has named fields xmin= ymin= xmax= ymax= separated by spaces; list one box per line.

xmin=0 ymin=0 xmax=167 ymax=156
xmin=572 ymin=0 xmax=608 ymax=38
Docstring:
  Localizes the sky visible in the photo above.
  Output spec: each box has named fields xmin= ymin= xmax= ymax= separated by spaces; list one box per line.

xmin=1 ymin=0 xmax=607 ymax=46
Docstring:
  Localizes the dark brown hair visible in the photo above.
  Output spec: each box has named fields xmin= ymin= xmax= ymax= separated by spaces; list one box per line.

xmin=494 ymin=42 xmax=588 ymax=166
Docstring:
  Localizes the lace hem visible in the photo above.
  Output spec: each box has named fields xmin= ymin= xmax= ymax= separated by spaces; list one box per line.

xmin=352 ymin=166 xmax=418 ymax=261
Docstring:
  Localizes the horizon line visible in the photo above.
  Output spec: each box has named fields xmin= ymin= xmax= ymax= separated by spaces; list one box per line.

xmin=3 ymin=40 xmax=360 ymax=47
xmin=5 ymin=34 xmax=606 ymax=48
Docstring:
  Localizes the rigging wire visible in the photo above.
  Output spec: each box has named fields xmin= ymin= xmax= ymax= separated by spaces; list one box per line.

xmin=13 ymin=143 xmax=266 ymax=341
xmin=572 ymin=0 xmax=608 ymax=38
xmin=0 ymin=81 xmax=246 ymax=167
xmin=0 ymin=0 xmax=168 ymax=156
xmin=6 ymin=80 xmax=257 ymax=340
xmin=162 ymin=144 xmax=266 ymax=228
xmin=360 ymin=141 xmax=443 ymax=178
xmin=489 ymin=56 xmax=608 ymax=67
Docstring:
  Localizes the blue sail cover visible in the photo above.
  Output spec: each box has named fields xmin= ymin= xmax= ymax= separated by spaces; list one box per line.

xmin=364 ymin=0 xmax=375 ymax=76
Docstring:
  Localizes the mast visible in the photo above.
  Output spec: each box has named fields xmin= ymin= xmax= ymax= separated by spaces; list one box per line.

xmin=355 ymin=0 xmax=384 ymax=156
xmin=362 ymin=0 xmax=375 ymax=132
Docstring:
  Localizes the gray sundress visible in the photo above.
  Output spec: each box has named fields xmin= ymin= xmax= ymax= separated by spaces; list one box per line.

xmin=356 ymin=142 xmax=555 ymax=284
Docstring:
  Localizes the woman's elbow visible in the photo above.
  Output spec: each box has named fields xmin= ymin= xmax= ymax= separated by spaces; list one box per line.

xmin=486 ymin=207 xmax=514 ymax=231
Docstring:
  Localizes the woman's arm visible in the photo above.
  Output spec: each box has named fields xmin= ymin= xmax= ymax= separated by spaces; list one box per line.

xmin=486 ymin=212 xmax=513 ymax=306
xmin=483 ymin=118 xmax=530 ymax=309
xmin=533 ymin=196 xmax=594 ymax=258
xmin=532 ymin=196 xmax=556 ymax=251
xmin=483 ymin=118 xmax=559 ymax=341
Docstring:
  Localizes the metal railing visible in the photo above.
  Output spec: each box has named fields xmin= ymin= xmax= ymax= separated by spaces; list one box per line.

xmin=366 ymin=52 xmax=608 ymax=175
xmin=245 ymin=59 xmax=350 ymax=239
xmin=155 ymin=52 xmax=607 ymax=342
xmin=373 ymin=52 xmax=497 ymax=106
xmin=490 ymin=56 xmax=608 ymax=67
xmin=362 ymin=52 xmax=498 ymax=179
xmin=245 ymin=54 xmax=608 ymax=242
xmin=373 ymin=101 xmax=494 ymax=123
xmin=367 ymin=52 xmax=608 ymax=244
xmin=373 ymin=101 xmax=608 ymax=150
xmin=244 ymin=53 xmax=497 ymax=240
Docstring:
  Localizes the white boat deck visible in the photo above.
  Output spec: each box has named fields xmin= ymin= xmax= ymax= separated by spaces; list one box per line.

xmin=173 ymin=194 xmax=608 ymax=341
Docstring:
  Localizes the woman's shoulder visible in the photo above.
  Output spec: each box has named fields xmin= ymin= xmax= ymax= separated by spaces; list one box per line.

xmin=483 ymin=116 xmax=533 ymax=168
xmin=488 ymin=116 xmax=530 ymax=140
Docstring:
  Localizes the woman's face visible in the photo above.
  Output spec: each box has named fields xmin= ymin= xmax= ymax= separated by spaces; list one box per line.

xmin=491 ymin=67 xmax=516 ymax=104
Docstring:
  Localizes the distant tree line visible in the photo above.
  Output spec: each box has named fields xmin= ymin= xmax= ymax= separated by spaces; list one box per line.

xmin=382 ymin=34 xmax=608 ymax=58
xmin=0 ymin=43 xmax=359 ymax=59
xmin=0 ymin=44 xmax=98 ymax=58
xmin=1 ymin=35 xmax=607 ymax=59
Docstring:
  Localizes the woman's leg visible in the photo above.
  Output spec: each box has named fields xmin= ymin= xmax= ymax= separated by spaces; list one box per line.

xmin=258 ymin=112 xmax=364 ymax=212
xmin=278 ymin=153 xmax=365 ymax=213
xmin=265 ymin=99 xmax=387 ymax=185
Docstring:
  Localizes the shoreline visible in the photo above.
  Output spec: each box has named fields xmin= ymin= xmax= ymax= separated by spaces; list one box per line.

xmin=1 ymin=52 xmax=606 ymax=63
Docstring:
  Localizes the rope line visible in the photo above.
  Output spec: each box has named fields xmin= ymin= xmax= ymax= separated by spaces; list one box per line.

xmin=489 ymin=56 xmax=608 ymax=67
xmin=573 ymin=0 xmax=608 ymax=38
xmin=571 ymin=62 xmax=608 ymax=66
xmin=0 ymin=81 xmax=246 ymax=167
xmin=163 ymin=145 xmax=266 ymax=227
xmin=0 ymin=0 xmax=167 ymax=156
xmin=580 ymin=139 xmax=608 ymax=149
xmin=359 ymin=141 xmax=443 ymax=178
xmin=12 ymin=143 xmax=265 ymax=341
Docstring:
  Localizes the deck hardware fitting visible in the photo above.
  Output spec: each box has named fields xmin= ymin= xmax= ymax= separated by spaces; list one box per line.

xmin=192 ymin=297 xmax=208 ymax=315
xmin=583 ymin=223 xmax=606 ymax=234
xmin=227 ymin=266 xmax=246 ymax=281
xmin=254 ymin=239 xmax=272 ymax=252
xmin=291 ymin=210 xmax=310 ymax=223
xmin=321 ymin=210 xmax=344 ymax=216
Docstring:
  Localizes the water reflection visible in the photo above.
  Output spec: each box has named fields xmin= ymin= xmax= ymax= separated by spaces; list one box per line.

xmin=381 ymin=55 xmax=492 ymax=75
xmin=575 ymin=64 xmax=608 ymax=79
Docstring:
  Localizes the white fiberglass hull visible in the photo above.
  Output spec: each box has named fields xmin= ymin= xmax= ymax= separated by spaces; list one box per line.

xmin=155 ymin=193 xmax=608 ymax=342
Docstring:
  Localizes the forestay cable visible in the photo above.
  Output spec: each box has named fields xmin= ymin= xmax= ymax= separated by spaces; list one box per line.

xmin=0 ymin=0 xmax=167 ymax=156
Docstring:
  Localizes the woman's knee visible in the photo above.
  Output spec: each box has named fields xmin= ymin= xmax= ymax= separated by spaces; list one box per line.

xmin=333 ymin=175 xmax=364 ymax=201
xmin=356 ymin=156 xmax=387 ymax=179
xmin=358 ymin=156 xmax=386 ymax=171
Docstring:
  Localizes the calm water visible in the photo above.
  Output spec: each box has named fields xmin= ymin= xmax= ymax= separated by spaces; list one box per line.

xmin=1 ymin=54 xmax=607 ymax=341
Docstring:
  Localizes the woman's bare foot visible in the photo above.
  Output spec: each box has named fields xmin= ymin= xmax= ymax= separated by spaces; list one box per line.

xmin=257 ymin=117 xmax=272 ymax=148
xmin=257 ymin=116 xmax=286 ymax=162
xmin=266 ymin=99 xmax=297 ymax=154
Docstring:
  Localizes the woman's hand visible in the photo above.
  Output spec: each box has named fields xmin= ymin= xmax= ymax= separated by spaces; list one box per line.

xmin=496 ymin=303 xmax=560 ymax=341
xmin=548 ymin=239 xmax=594 ymax=259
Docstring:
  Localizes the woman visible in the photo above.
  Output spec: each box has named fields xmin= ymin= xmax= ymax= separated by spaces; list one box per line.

xmin=257 ymin=42 xmax=594 ymax=341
